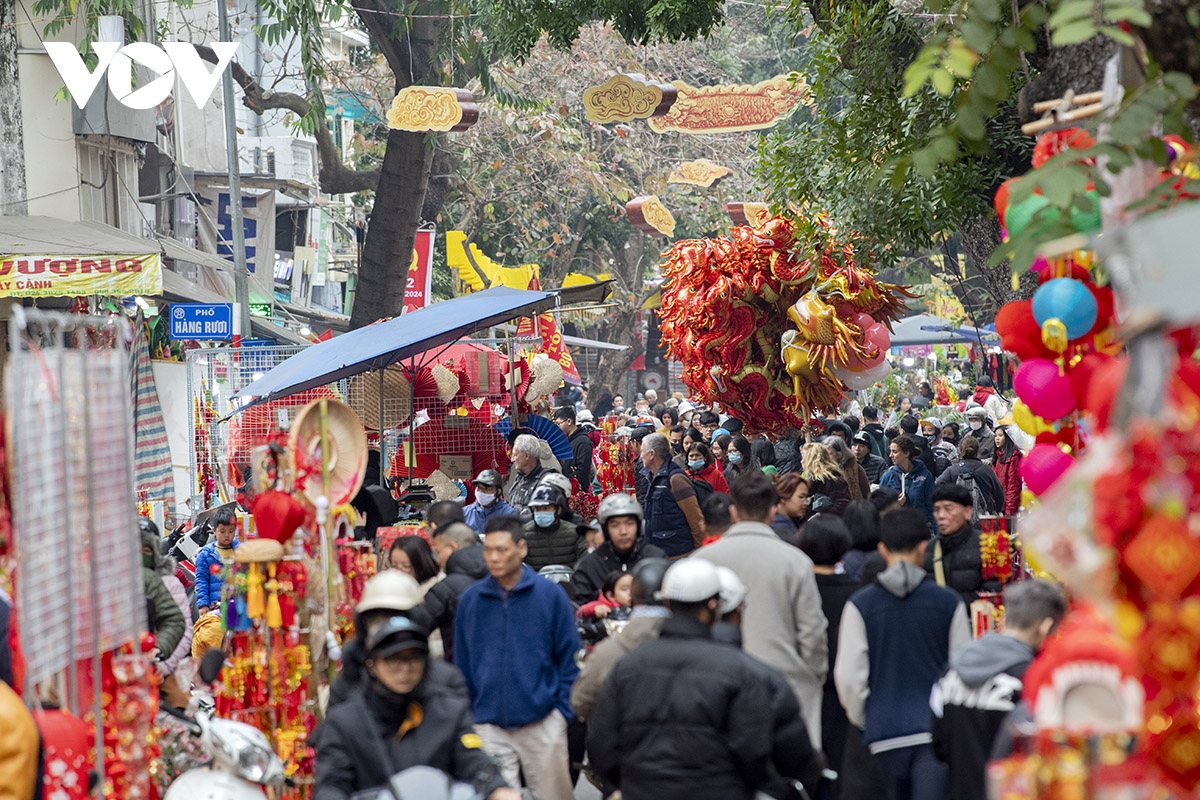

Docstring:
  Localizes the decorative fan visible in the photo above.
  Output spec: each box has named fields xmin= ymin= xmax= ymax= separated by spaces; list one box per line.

xmin=431 ymin=363 xmax=461 ymax=404
xmin=525 ymin=353 xmax=564 ymax=402
xmin=347 ymin=366 xmax=412 ymax=432
xmin=288 ymin=399 xmax=369 ymax=509
xmin=492 ymin=414 xmax=574 ymax=462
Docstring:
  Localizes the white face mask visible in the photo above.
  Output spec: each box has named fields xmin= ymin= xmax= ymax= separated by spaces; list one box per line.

xmin=476 ymin=490 xmax=496 ymax=507
xmin=968 ymin=420 xmax=984 ymax=430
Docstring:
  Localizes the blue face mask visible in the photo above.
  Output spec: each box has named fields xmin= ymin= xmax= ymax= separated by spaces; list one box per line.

xmin=533 ymin=511 xmax=557 ymax=528
xmin=687 ymin=459 xmax=706 ymax=470
xmin=728 ymin=452 xmax=743 ymax=465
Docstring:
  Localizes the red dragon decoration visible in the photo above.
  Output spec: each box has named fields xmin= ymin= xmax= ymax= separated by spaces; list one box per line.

xmin=657 ymin=214 xmax=918 ymax=435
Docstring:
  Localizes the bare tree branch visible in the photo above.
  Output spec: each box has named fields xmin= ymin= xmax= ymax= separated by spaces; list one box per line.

xmin=196 ymin=45 xmax=380 ymax=195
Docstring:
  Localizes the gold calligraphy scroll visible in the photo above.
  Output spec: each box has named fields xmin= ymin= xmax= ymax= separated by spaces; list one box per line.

xmin=387 ymin=87 xmax=480 ymax=133
xmin=583 ymin=74 xmax=677 ymax=123
xmin=648 ymin=75 xmax=809 ymax=134
xmin=668 ymin=159 xmax=734 ymax=188
xmin=626 ymin=196 xmax=676 ymax=238
xmin=724 ymin=202 xmax=771 ymax=226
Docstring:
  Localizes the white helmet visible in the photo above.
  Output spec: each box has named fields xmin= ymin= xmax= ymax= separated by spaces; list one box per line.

xmin=356 ymin=570 xmax=424 ymax=614
xmin=965 ymin=406 xmax=989 ymax=420
xmin=597 ymin=493 xmax=643 ymax=531
xmin=657 ymin=558 xmax=722 ymax=603
xmin=713 ymin=565 xmax=747 ymax=616
xmin=537 ymin=471 xmax=573 ymax=500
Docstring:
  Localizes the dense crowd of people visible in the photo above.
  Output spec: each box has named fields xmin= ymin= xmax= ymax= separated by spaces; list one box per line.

xmin=302 ymin=377 xmax=1052 ymax=800
xmin=0 ymin=377 xmax=1054 ymax=800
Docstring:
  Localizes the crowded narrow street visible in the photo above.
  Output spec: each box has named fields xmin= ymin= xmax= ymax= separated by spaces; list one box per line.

xmin=2 ymin=0 xmax=1200 ymax=798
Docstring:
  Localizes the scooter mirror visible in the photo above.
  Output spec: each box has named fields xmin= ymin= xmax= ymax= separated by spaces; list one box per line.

xmin=198 ymin=647 xmax=225 ymax=685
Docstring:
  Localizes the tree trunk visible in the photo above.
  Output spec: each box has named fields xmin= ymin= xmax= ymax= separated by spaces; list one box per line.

xmin=349 ymin=129 xmax=435 ymax=328
xmin=592 ymin=301 xmax=645 ymax=394
xmin=959 ymin=214 xmax=1038 ymax=315
xmin=0 ymin=1 xmax=27 ymax=214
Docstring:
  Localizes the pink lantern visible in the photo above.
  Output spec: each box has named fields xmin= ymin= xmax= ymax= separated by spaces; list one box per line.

xmin=1013 ymin=358 xmax=1075 ymax=421
xmin=1021 ymin=443 xmax=1074 ymax=495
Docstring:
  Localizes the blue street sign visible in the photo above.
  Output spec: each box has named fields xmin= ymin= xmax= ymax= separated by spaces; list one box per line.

xmin=170 ymin=303 xmax=234 ymax=341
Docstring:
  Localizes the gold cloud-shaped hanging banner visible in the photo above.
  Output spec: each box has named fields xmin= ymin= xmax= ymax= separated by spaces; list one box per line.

xmin=387 ymin=87 xmax=480 ymax=133
xmin=648 ymin=75 xmax=808 ymax=134
xmin=668 ymin=158 xmax=734 ymax=188
xmin=583 ymin=73 xmax=677 ymax=124
xmin=626 ymin=196 xmax=676 ymax=238
xmin=725 ymin=202 xmax=771 ymax=226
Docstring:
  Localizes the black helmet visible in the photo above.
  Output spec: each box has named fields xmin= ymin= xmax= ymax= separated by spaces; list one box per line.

xmin=472 ymin=469 xmax=503 ymax=489
xmin=138 ymin=516 xmax=160 ymax=539
xmin=365 ymin=614 xmax=431 ymax=658
xmin=529 ymin=483 xmax=564 ymax=510
xmin=630 ymin=558 xmax=670 ymax=607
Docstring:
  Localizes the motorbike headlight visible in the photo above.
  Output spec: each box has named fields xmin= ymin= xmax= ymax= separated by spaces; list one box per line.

xmin=208 ymin=719 xmax=285 ymax=787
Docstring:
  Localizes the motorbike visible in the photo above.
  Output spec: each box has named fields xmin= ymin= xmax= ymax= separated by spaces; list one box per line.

xmin=349 ymin=766 xmax=480 ymax=800
xmin=162 ymin=649 xmax=287 ymax=800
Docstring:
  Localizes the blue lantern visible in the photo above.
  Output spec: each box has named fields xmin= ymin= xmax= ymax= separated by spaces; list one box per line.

xmin=1032 ymin=278 xmax=1097 ymax=341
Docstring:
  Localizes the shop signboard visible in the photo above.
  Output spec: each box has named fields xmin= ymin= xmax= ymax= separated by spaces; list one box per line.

xmin=0 ymin=253 xmax=162 ymax=298
xmin=170 ymin=303 xmax=234 ymax=341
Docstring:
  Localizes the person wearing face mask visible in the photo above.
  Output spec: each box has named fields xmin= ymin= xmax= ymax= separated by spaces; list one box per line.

xmin=724 ymin=435 xmax=761 ymax=481
xmin=963 ymin=407 xmax=995 ymax=462
xmin=685 ymin=441 xmax=729 ymax=495
xmin=314 ymin=605 xmax=519 ymax=800
xmin=521 ymin=484 xmax=586 ymax=570
xmin=464 ymin=470 xmax=515 ymax=537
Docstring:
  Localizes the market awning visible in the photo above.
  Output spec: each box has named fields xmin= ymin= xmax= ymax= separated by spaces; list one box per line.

xmin=232 ymin=286 xmax=564 ymax=410
xmin=0 ymin=216 xmax=306 ymax=345
xmin=498 ymin=324 xmax=629 ymax=351
xmin=889 ymin=314 xmax=998 ymax=347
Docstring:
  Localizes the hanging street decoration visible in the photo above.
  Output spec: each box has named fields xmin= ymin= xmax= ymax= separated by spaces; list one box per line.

xmin=583 ymin=73 xmax=677 ymax=123
xmin=647 ymin=74 xmax=809 ymax=134
xmin=387 ymin=87 xmax=480 ymax=133
xmin=667 ymin=158 xmax=734 ymax=188
xmin=724 ymin=202 xmax=771 ymax=226
xmin=656 ymin=214 xmax=917 ymax=434
xmin=625 ymin=195 xmax=677 ymax=238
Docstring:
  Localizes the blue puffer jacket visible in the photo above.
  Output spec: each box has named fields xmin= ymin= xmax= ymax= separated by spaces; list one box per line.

xmin=878 ymin=458 xmax=936 ymax=529
xmin=454 ymin=564 xmax=580 ymax=728
xmin=194 ymin=539 xmax=239 ymax=608
xmin=463 ymin=498 xmax=516 ymax=537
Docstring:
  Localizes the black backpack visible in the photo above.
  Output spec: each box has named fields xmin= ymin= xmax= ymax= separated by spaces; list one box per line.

xmin=690 ymin=476 xmax=715 ymax=509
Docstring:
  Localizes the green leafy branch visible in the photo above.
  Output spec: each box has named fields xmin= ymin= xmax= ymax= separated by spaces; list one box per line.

xmin=989 ymin=70 xmax=1198 ymax=270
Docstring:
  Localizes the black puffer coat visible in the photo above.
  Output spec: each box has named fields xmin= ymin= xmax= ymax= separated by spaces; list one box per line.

xmin=924 ymin=523 xmax=1003 ymax=606
xmin=523 ymin=519 xmax=586 ymax=571
xmin=587 ymin=615 xmax=775 ymax=800
xmin=570 ymin=538 xmax=666 ymax=603
xmin=423 ymin=546 xmax=488 ymax=661
xmin=314 ymin=659 xmax=508 ymax=800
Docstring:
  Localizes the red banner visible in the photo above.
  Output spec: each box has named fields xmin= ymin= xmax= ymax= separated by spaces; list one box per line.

xmin=515 ymin=278 xmax=582 ymax=384
xmin=402 ymin=229 xmax=435 ymax=314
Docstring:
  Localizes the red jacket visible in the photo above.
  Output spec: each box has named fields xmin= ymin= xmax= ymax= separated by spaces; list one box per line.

xmin=689 ymin=462 xmax=729 ymax=494
xmin=993 ymin=450 xmax=1024 ymax=516
xmin=578 ymin=595 xmax=621 ymax=619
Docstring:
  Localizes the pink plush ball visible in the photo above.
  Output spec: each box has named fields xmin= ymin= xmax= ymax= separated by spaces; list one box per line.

xmin=1014 ymin=358 xmax=1075 ymax=421
xmin=1021 ymin=443 xmax=1074 ymax=495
